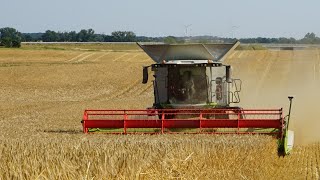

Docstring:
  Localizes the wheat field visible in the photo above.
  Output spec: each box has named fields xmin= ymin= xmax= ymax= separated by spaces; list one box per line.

xmin=0 ymin=44 xmax=320 ymax=179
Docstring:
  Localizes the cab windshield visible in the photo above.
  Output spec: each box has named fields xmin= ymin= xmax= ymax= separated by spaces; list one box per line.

xmin=167 ymin=66 xmax=208 ymax=104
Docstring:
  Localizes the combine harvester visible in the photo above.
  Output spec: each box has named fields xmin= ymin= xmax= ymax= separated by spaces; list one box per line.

xmin=81 ymin=41 xmax=294 ymax=155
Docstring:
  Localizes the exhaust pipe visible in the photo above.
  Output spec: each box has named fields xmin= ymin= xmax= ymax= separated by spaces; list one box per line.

xmin=226 ymin=65 xmax=232 ymax=83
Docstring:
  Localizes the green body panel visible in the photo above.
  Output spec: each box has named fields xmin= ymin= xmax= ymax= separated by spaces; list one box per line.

xmin=278 ymin=128 xmax=293 ymax=155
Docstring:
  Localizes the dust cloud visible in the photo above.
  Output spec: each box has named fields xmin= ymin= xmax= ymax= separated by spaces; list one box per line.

xmin=227 ymin=49 xmax=320 ymax=145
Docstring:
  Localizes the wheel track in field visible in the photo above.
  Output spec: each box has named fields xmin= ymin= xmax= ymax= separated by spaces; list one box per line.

xmin=88 ymin=80 xmax=153 ymax=103
xmin=84 ymin=63 xmax=150 ymax=102
xmin=138 ymin=83 xmax=153 ymax=95
xmin=105 ymin=53 xmax=153 ymax=98
xmin=121 ymin=83 xmax=153 ymax=98
xmin=91 ymin=79 xmax=141 ymax=102
xmin=90 ymin=52 xmax=110 ymax=62
xmin=113 ymin=53 xmax=130 ymax=62
xmin=135 ymin=58 xmax=152 ymax=63
xmin=74 ymin=52 xmax=97 ymax=63
xmin=117 ymin=53 xmax=151 ymax=63
xmin=65 ymin=52 xmax=97 ymax=63
xmin=113 ymin=66 xmax=153 ymax=98
xmin=121 ymin=53 xmax=141 ymax=62
xmin=65 ymin=52 xmax=89 ymax=62
xmin=115 ymin=57 xmax=153 ymax=98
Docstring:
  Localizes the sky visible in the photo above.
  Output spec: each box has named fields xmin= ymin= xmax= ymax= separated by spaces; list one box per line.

xmin=1 ymin=0 xmax=320 ymax=38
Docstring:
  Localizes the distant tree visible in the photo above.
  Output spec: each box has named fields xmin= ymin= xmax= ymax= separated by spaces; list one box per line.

xmin=21 ymin=34 xmax=33 ymax=42
xmin=42 ymin=30 xmax=59 ymax=42
xmin=62 ymin=31 xmax=76 ymax=42
xmin=301 ymin=32 xmax=320 ymax=44
xmin=111 ymin=31 xmax=136 ymax=42
xmin=12 ymin=28 xmax=320 ymax=45
xmin=270 ymin=38 xmax=279 ymax=44
xmin=66 ymin=31 xmax=77 ymax=42
xmin=136 ymin=36 xmax=165 ymax=42
xmin=289 ymin=37 xmax=297 ymax=44
xmin=103 ymin=35 xmax=113 ymax=42
xmin=57 ymin=32 xmax=65 ymax=42
xmin=77 ymin=29 xmax=96 ymax=42
xmin=22 ymin=33 xmax=43 ymax=42
xmin=94 ymin=34 xmax=105 ymax=42
xmin=0 ymin=27 xmax=22 ymax=48
xmin=124 ymin=31 xmax=136 ymax=42
xmin=305 ymin=32 xmax=316 ymax=39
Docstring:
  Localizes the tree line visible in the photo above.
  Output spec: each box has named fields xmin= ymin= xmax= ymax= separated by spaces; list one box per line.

xmin=1 ymin=27 xmax=320 ymax=48
xmin=239 ymin=33 xmax=320 ymax=44
xmin=39 ymin=29 xmax=138 ymax=42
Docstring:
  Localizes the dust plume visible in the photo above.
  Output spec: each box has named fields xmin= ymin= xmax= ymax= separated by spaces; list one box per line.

xmin=228 ymin=49 xmax=320 ymax=145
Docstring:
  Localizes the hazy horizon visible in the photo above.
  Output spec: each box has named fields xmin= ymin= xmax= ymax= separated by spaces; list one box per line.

xmin=2 ymin=0 xmax=320 ymax=38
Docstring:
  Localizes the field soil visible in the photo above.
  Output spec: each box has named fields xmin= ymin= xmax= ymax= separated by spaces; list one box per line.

xmin=0 ymin=44 xmax=320 ymax=179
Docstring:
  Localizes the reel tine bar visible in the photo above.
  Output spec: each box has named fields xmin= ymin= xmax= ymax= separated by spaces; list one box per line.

xmin=82 ymin=109 xmax=283 ymax=136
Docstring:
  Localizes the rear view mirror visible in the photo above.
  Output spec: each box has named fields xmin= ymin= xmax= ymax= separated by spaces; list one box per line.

xmin=142 ymin=66 xmax=149 ymax=84
xmin=226 ymin=65 xmax=232 ymax=83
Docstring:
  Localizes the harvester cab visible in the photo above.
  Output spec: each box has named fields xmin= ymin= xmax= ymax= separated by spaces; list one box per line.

xmin=138 ymin=41 xmax=241 ymax=110
xmin=81 ymin=41 xmax=294 ymax=156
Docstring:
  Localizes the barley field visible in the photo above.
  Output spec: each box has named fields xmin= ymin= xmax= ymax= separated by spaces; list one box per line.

xmin=0 ymin=44 xmax=320 ymax=179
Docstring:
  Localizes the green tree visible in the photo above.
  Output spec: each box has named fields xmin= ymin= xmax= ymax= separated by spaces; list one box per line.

xmin=0 ymin=27 xmax=22 ymax=48
xmin=77 ymin=29 xmax=96 ymax=42
xmin=103 ymin=35 xmax=113 ymax=42
xmin=22 ymin=34 xmax=33 ymax=42
xmin=42 ymin=30 xmax=59 ymax=42
xmin=111 ymin=31 xmax=136 ymax=42
xmin=68 ymin=31 xmax=78 ymax=42
xmin=301 ymin=32 xmax=320 ymax=44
